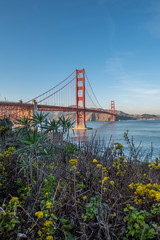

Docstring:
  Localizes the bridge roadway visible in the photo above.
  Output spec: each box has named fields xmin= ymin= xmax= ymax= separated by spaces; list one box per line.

xmin=0 ymin=101 xmax=115 ymax=118
xmin=38 ymin=104 xmax=115 ymax=116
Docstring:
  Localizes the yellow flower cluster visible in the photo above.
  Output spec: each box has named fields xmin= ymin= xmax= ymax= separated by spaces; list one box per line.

xmin=149 ymin=159 xmax=160 ymax=170
xmin=129 ymin=182 xmax=160 ymax=204
xmin=83 ymin=195 xmax=87 ymax=200
xmin=44 ymin=220 xmax=53 ymax=227
xmin=102 ymin=176 xmax=109 ymax=184
xmin=69 ymin=159 xmax=77 ymax=165
xmin=134 ymin=198 xmax=143 ymax=205
xmin=103 ymin=167 xmax=107 ymax=174
xmin=112 ymin=156 xmax=127 ymax=176
xmin=114 ymin=142 xmax=123 ymax=150
xmin=102 ymin=167 xmax=110 ymax=183
xmin=46 ymin=236 xmax=53 ymax=240
xmin=69 ymin=159 xmax=77 ymax=170
xmin=35 ymin=211 xmax=43 ymax=219
xmin=37 ymin=230 xmax=42 ymax=236
xmin=93 ymin=158 xmax=102 ymax=169
xmin=46 ymin=201 xmax=52 ymax=208
xmin=103 ymin=176 xmax=109 ymax=182
xmin=110 ymin=181 xmax=115 ymax=185
xmin=93 ymin=159 xmax=97 ymax=163
xmin=9 ymin=197 xmax=19 ymax=204
xmin=93 ymin=159 xmax=105 ymax=171
xmin=0 ymin=147 xmax=16 ymax=158
xmin=96 ymin=164 xmax=102 ymax=168
xmin=128 ymin=182 xmax=134 ymax=189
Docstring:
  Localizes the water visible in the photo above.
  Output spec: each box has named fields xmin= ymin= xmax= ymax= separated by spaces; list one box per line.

xmin=70 ymin=120 xmax=160 ymax=159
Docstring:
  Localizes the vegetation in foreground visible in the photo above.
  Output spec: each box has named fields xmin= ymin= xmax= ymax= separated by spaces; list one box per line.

xmin=0 ymin=113 xmax=160 ymax=240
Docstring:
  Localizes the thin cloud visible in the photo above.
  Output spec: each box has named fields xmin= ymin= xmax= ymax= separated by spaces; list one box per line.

xmin=123 ymin=86 xmax=160 ymax=96
xmin=105 ymin=56 xmax=160 ymax=102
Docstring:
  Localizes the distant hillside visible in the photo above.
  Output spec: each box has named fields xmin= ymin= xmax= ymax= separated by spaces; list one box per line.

xmin=44 ymin=108 xmax=160 ymax=121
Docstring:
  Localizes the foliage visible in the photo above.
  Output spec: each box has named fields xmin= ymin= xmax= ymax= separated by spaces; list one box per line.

xmin=124 ymin=206 xmax=157 ymax=240
xmin=0 ymin=117 xmax=13 ymax=150
xmin=82 ymin=195 xmax=100 ymax=222
xmin=0 ymin=114 xmax=160 ymax=239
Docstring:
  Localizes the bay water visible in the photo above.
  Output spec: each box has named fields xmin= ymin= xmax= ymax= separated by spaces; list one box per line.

xmin=71 ymin=120 xmax=160 ymax=160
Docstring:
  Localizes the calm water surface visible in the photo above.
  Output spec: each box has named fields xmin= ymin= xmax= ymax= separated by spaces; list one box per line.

xmin=71 ymin=120 xmax=160 ymax=159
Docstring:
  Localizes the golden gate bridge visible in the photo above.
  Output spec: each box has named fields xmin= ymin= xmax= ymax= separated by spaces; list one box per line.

xmin=0 ymin=69 xmax=115 ymax=129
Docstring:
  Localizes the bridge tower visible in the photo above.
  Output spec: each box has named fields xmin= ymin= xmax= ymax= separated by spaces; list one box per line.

xmin=111 ymin=100 xmax=115 ymax=121
xmin=75 ymin=69 xmax=86 ymax=129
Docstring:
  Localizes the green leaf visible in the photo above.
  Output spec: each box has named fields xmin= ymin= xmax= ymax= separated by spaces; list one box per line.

xmin=130 ymin=229 xmax=135 ymax=236
xmin=67 ymin=232 xmax=73 ymax=240
xmin=60 ymin=217 xmax=68 ymax=223
xmin=152 ymin=224 xmax=157 ymax=228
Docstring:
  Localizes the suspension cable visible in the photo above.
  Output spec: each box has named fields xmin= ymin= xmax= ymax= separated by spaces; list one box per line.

xmin=26 ymin=70 xmax=76 ymax=103
xmin=85 ymin=71 xmax=103 ymax=109
xmin=37 ymin=76 xmax=76 ymax=104
xmin=85 ymin=88 xmax=98 ymax=108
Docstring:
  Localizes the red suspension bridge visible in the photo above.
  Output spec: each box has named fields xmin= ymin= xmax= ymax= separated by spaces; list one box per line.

xmin=0 ymin=69 xmax=115 ymax=129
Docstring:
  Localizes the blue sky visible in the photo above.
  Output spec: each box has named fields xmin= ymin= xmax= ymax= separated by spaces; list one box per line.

xmin=0 ymin=0 xmax=160 ymax=114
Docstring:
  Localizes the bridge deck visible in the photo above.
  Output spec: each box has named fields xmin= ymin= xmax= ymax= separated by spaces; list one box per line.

xmin=0 ymin=101 xmax=115 ymax=120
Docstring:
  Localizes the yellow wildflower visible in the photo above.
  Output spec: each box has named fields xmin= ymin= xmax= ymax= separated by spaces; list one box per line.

xmin=37 ymin=230 xmax=42 ymax=236
xmin=46 ymin=201 xmax=52 ymax=208
xmin=83 ymin=195 xmax=87 ymax=200
xmin=114 ymin=142 xmax=123 ymax=149
xmin=96 ymin=164 xmax=102 ymax=168
xmin=135 ymin=198 xmax=142 ymax=205
xmin=103 ymin=176 xmax=109 ymax=182
xmin=93 ymin=159 xmax=98 ymax=163
xmin=128 ymin=183 xmax=134 ymax=189
xmin=69 ymin=159 xmax=77 ymax=164
xmin=46 ymin=236 xmax=53 ymax=240
xmin=44 ymin=220 xmax=53 ymax=227
xmin=135 ymin=224 xmax=140 ymax=230
xmin=9 ymin=197 xmax=19 ymax=204
xmin=110 ymin=181 xmax=115 ymax=185
xmin=146 ymin=183 xmax=152 ymax=188
xmin=155 ymin=192 xmax=160 ymax=201
xmin=35 ymin=211 xmax=43 ymax=219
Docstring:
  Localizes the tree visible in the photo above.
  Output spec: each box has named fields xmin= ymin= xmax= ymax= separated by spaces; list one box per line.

xmin=14 ymin=116 xmax=32 ymax=136
xmin=43 ymin=119 xmax=60 ymax=143
xmin=32 ymin=112 xmax=48 ymax=134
